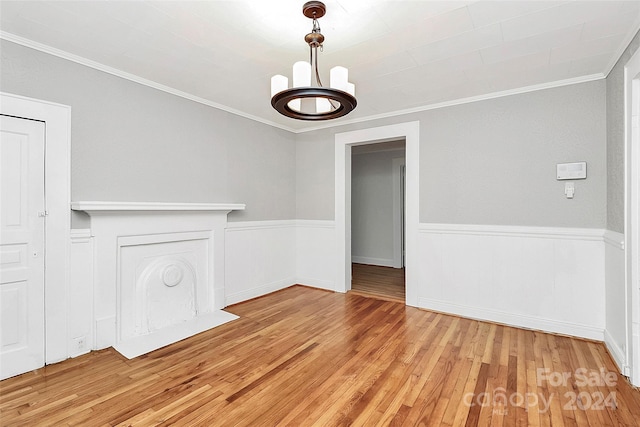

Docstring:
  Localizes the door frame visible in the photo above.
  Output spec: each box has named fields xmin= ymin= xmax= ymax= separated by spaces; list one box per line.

xmin=392 ymin=156 xmax=406 ymax=268
xmin=334 ymin=121 xmax=419 ymax=306
xmin=625 ymin=47 xmax=640 ymax=386
xmin=1 ymin=92 xmax=71 ymax=364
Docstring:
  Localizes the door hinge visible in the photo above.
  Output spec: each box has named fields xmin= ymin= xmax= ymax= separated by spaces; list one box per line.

xmin=38 ymin=211 xmax=49 ymax=217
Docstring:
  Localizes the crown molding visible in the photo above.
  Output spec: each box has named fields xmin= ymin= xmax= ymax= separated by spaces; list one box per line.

xmin=603 ymin=21 xmax=640 ymax=77
xmin=0 ymin=31 xmax=298 ymax=133
xmin=295 ymin=73 xmax=606 ymax=133
xmin=1 ymin=31 xmax=609 ymax=135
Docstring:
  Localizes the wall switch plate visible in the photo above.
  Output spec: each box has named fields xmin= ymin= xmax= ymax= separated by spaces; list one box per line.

xmin=557 ymin=162 xmax=587 ymax=180
xmin=564 ymin=182 xmax=575 ymax=199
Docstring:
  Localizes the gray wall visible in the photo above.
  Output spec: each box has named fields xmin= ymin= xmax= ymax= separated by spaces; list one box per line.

xmin=296 ymin=128 xmax=336 ymax=220
xmin=607 ymin=30 xmax=640 ymax=233
xmin=0 ymin=40 xmax=296 ymax=224
xmin=296 ymin=80 xmax=607 ymax=229
xmin=351 ymin=149 xmax=404 ymax=264
xmin=421 ymin=82 xmax=605 ymax=227
xmin=1 ymin=38 xmax=614 ymax=230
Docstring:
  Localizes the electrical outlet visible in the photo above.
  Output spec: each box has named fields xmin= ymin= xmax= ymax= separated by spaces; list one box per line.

xmin=73 ymin=336 xmax=87 ymax=352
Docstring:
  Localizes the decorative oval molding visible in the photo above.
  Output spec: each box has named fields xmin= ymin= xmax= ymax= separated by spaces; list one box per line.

xmin=161 ymin=264 xmax=184 ymax=287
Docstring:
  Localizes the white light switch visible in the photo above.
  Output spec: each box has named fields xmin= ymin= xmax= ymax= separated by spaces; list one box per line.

xmin=564 ymin=182 xmax=575 ymax=199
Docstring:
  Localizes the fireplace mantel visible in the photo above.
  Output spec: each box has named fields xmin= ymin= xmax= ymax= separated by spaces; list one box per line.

xmin=71 ymin=201 xmax=244 ymax=359
xmin=71 ymin=201 xmax=246 ymax=213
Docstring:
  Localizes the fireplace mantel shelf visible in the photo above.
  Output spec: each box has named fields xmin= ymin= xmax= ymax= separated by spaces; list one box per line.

xmin=71 ymin=201 xmax=246 ymax=212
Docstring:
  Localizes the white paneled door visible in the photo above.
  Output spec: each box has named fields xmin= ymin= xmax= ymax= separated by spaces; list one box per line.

xmin=0 ymin=115 xmax=45 ymax=380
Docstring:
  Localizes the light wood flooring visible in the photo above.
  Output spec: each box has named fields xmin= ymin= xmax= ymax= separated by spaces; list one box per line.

xmin=1 ymin=285 xmax=639 ymax=426
xmin=351 ymin=263 xmax=405 ymax=302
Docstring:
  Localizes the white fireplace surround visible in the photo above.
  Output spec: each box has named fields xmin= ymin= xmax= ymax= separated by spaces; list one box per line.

xmin=71 ymin=201 xmax=245 ymax=358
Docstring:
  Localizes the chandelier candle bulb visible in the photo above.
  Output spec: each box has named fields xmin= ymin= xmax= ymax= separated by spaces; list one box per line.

xmin=316 ymin=98 xmax=332 ymax=113
xmin=346 ymin=82 xmax=355 ymax=97
xmin=293 ymin=61 xmax=311 ymax=88
xmin=270 ymin=75 xmax=288 ymax=97
xmin=290 ymin=61 xmax=312 ymax=112
xmin=330 ymin=66 xmax=349 ymax=91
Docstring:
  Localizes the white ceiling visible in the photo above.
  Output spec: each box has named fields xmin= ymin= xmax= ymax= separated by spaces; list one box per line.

xmin=1 ymin=1 xmax=639 ymax=132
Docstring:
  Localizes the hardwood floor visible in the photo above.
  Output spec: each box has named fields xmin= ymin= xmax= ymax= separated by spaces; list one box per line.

xmin=1 ymin=285 xmax=639 ymax=426
xmin=351 ymin=263 xmax=405 ymax=302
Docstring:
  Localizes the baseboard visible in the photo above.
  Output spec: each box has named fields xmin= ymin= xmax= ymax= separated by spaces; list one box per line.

xmin=225 ymin=277 xmax=296 ymax=306
xmin=296 ymin=277 xmax=335 ymax=292
xmin=417 ymin=297 xmax=604 ymax=341
xmin=352 ymin=256 xmax=396 ymax=268
xmin=604 ymin=328 xmax=626 ymax=374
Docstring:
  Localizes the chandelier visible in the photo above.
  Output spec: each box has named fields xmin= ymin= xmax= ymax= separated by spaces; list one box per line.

xmin=270 ymin=1 xmax=357 ymax=121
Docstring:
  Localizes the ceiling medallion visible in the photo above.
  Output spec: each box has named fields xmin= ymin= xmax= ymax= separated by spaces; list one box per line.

xmin=270 ymin=1 xmax=357 ymax=121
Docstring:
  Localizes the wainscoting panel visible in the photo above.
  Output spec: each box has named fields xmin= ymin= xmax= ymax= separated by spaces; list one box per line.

xmin=67 ymin=218 xmax=619 ymax=361
xmin=225 ymin=221 xmax=297 ymax=305
xmin=604 ymin=230 xmax=626 ymax=371
xmin=69 ymin=229 xmax=93 ymax=357
xmin=417 ymin=224 xmax=606 ymax=340
xmin=296 ymin=220 xmax=336 ymax=291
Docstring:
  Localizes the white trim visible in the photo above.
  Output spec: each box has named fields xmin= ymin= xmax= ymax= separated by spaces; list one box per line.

xmin=1 ymin=92 xmax=71 ymax=364
xmin=392 ymin=157 xmax=405 ymax=269
xmin=71 ymin=201 xmax=245 ymax=212
xmin=295 ymin=219 xmax=336 ymax=229
xmin=605 ymin=328 xmax=627 ymax=374
xmin=419 ymin=223 xmax=605 ymax=241
xmin=417 ymin=297 xmax=603 ymax=341
xmin=226 ymin=220 xmax=296 ymax=231
xmin=335 ymin=121 xmax=419 ymax=306
xmin=625 ymin=42 xmax=640 ymax=386
xmin=295 ymin=277 xmax=334 ymax=291
xmin=604 ymin=229 xmax=625 ymax=249
xmin=352 ymin=257 xmax=396 ymax=268
xmin=225 ymin=220 xmax=337 ymax=232
xmin=298 ymin=74 xmax=604 ymax=133
xmin=604 ymin=22 xmax=640 ymax=77
xmin=0 ymin=31 xmax=298 ymax=134
xmin=1 ymin=31 xmax=608 ymax=136
xmin=68 ymin=229 xmax=93 ymax=357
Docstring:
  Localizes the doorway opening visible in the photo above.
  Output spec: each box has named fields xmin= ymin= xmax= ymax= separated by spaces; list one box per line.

xmin=334 ymin=121 xmax=419 ymax=307
xmin=350 ymin=140 xmax=406 ymax=301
